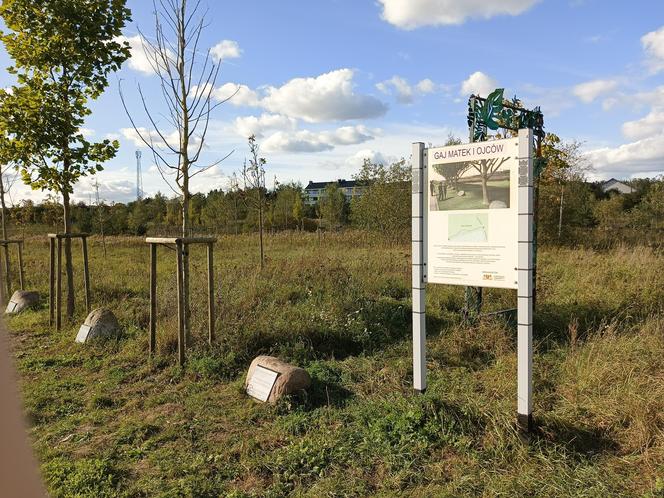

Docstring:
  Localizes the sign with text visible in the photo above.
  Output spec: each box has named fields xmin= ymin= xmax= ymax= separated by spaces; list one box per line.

xmin=246 ymin=365 xmax=279 ymax=402
xmin=426 ymin=137 xmax=519 ymax=289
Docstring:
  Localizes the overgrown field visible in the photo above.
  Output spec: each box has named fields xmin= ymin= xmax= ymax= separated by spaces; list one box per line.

xmin=5 ymin=232 xmax=664 ymax=497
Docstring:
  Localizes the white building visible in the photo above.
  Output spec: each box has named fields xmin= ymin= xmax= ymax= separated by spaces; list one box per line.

xmin=304 ymin=179 xmax=366 ymax=205
xmin=600 ymin=178 xmax=634 ymax=195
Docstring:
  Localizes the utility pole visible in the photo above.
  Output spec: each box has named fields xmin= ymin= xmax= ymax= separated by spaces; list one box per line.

xmin=136 ymin=150 xmax=143 ymax=201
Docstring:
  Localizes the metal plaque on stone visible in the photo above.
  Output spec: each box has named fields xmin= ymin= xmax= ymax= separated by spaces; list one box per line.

xmin=246 ymin=365 xmax=279 ymax=402
xmin=76 ymin=324 xmax=92 ymax=343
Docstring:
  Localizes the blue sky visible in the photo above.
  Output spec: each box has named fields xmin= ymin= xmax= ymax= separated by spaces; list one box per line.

xmin=2 ymin=0 xmax=664 ymax=203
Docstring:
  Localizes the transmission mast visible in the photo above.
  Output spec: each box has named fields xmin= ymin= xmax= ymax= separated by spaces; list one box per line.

xmin=135 ymin=150 xmax=143 ymax=201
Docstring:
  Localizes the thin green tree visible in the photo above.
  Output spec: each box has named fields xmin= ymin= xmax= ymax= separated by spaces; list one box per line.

xmin=0 ymin=0 xmax=131 ymax=319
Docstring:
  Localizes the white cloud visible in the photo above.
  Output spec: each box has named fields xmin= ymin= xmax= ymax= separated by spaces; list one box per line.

xmin=232 ymin=113 xmax=297 ymax=139
xmin=120 ymin=127 xmax=204 ymax=153
xmin=642 ymin=26 xmax=664 ymax=72
xmin=376 ymin=76 xmax=414 ymax=103
xmin=73 ymin=176 xmax=135 ymax=203
xmin=211 ymin=83 xmax=260 ymax=106
xmin=586 ymin=133 xmax=664 ymax=177
xmin=378 ymin=0 xmax=539 ymax=29
xmin=79 ymin=128 xmax=95 ymax=138
xmin=572 ymin=79 xmax=618 ymax=103
xmin=416 ymin=78 xmax=436 ymax=94
xmin=116 ymin=35 xmax=162 ymax=75
xmin=622 ymin=109 xmax=664 ymax=141
xmin=121 ymin=127 xmax=162 ymax=148
xmin=376 ymin=76 xmax=438 ymax=103
xmin=598 ymin=85 xmax=664 ymax=113
xmin=345 ymin=149 xmax=395 ymax=167
xmin=210 ymin=40 xmax=242 ymax=62
xmin=261 ymin=69 xmax=388 ymax=122
xmin=460 ymin=71 xmax=498 ymax=97
xmin=262 ymin=125 xmax=376 ymax=153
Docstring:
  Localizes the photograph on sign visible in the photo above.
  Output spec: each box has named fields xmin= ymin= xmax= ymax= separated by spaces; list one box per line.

xmin=429 ymin=158 xmax=510 ymax=211
xmin=426 ymin=137 xmax=519 ymax=289
xmin=246 ymin=365 xmax=279 ymax=402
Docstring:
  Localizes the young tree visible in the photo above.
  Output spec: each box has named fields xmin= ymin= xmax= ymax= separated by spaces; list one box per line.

xmin=351 ymin=158 xmax=410 ymax=240
xmin=539 ymin=133 xmax=592 ymax=240
xmin=243 ymin=135 xmax=267 ymax=268
xmin=120 ymin=0 xmax=233 ymax=336
xmin=0 ymin=0 xmax=131 ymax=319
xmin=292 ymin=191 xmax=304 ymax=230
xmin=319 ymin=183 xmax=346 ymax=229
xmin=0 ymin=163 xmax=18 ymax=293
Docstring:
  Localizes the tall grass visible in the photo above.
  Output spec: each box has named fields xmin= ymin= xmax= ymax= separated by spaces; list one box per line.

xmin=5 ymin=231 xmax=664 ymax=497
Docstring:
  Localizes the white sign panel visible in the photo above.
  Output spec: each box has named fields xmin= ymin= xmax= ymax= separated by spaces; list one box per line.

xmin=426 ymin=137 xmax=519 ymax=289
xmin=246 ymin=365 xmax=279 ymax=402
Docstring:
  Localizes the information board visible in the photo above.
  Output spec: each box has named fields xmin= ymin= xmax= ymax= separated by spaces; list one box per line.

xmin=426 ymin=137 xmax=519 ymax=289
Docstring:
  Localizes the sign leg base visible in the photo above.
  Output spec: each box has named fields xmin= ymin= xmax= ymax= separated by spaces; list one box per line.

xmin=517 ymin=412 xmax=533 ymax=433
xmin=414 ymin=388 xmax=426 ymax=395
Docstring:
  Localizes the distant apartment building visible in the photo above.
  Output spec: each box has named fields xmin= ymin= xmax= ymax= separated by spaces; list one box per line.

xmin=600 ymin=178 xmax=634 ymax=195
xmin=304 ymin=179 xmax=366 ymax=205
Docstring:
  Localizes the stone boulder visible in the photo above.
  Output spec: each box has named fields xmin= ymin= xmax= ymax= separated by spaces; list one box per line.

xmin=489 ymin=200 xmax=508 ymax=209
xmin=5 ymin=290 xmax=40 ymax=314
xmin=457 ymin=190 xmax=465 ymax=197
xmin=76 ymin=308 xmax=122 ymax=343
xmin=245 ymin=355 xmax=311 ymax=403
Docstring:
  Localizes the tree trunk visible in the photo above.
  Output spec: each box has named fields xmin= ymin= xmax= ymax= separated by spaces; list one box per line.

xmin=557 ymin=183 xmax=564 ymax=241
xmin=481 ymin=166 xmax=489 ymax=206
xmin=258 ymin=189 xmax=264 ymax=269
xmin=181 ymin=166 xmax=191 ymax=344
xmin=62 ymin=191 xmax=75 ymax=319
xmin=0 ymin=167 xmax=11 ymax=296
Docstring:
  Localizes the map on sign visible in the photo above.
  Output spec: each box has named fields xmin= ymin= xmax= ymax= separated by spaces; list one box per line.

xmin=448 ymin=213 xmax=488 ymax=242
xmin=246 ymin=365 xmax=279 ymax=402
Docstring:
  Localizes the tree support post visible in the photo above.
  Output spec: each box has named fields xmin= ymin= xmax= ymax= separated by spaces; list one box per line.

xmin=207 ymin=242 xmax=215 ymax=346
xmin=48 ymin=233 xmax=91 ymax=331
xmin=49 ymin=238 xmax=55 ymax=326
xmin=412 ymin=142 xmax=427 ymax=393
xmin=82 ymin=237 xmax=91 ymax=314
xmin=175 ymin=240 xmax=185 ymax=366
xmin=517 ymin=128 xmax=535 ymax=432
xmin=146 ymin=237 xmax=217 ymax=366
xmin=0 ymin=240 xmax=27 ymax=294
xmin=149 ymin=243 xmax=157 ymax=355
xmin=17 ymin=241 xmax=24 ymax=290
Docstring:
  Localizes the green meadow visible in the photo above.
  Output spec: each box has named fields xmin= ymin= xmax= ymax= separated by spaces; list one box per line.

xmin=5 ymin=232 xmax=664 ymax=497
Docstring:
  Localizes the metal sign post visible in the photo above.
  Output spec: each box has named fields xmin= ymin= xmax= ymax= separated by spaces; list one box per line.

xmin=411 ymin=142 xmax=426 ymax=393
xmin=517 ymin=128 xmax=534 ymax=431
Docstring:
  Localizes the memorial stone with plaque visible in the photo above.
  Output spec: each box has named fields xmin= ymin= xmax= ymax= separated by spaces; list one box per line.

xmin=245 ymin=356 xmax=311 ymax=403
xmin=5 ymin=291 xmax=40 ymax=315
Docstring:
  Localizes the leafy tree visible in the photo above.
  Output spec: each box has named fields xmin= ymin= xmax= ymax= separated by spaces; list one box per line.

xmin=0 ymin=0 xmax=131 ymax=319
xmin=243 ymin=136 xmax=267 ymax=267
xmin=319 ymin=183 xmax=346 ymax=229
xmin=201 ymin=190 xmax=228 ymax=233
xmin=273 ymin=183 xmax=301 ymax=230
xmin=292 ymin=190 xmax=304 ymax=230
xmin=14 ymin=199 xmax=34 ymax=237
xmin=351 ymin=158 xmax=410 ymax=240
xmin=538 ymin=133 xmax=594 ymax=241
xmin=629 ymin=178 xmax=664 ymax=229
